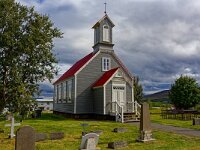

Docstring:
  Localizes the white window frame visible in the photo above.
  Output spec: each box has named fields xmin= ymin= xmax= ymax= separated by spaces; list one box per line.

xmin=58 ymin=84 xmax=62 ymax=103
xmin=54 ymin=85 xmax=57 ymax=103
xmin=103 ymin=25 xmax=109 ymax=42
xmin=63 ymin=81 xmax=67 ymax=103
xmin=61 ymin=83 xmax=63 ymax=103
xmin=102 ymin=57 xmax=111 ymax=71
xmin=67 ymin=80 xmax=72 ymax=103
xmin=56 ymin=85 xmax=59 ymax=103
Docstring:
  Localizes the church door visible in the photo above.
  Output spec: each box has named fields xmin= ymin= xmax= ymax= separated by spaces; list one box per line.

xmin=112 ymin=85 xmax=126 ymax=112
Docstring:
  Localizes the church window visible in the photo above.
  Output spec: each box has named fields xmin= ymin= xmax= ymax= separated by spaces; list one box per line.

xmin=63 ymin=82 xmax=66 ymax=103
xmin=61 ymin=83 xmax=63 ymax=103
xmin=54 ymin=86 xmax=57 ymax=103
xmin=102 ymin=57 xmax=111 ymax=71
xmin=58 ymin=84 xmax=61 ymax=103
xmin=103 ymin=25 xmax=109 ymax=42
xmin=67 ymin=79 xmax=72 ymax=103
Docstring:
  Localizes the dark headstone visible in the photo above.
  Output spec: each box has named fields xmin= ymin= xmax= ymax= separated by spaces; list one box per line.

xmin=140 ymin=103 xmax=151 ymax=131
xmin=35 ymin=133 xmax=48 ymax=142
xmin=193 ymin=118 xmax=200 ymax=125
xmin=15 ymin=126 xmax=35 ymax=150
xmin=108 ymin=141 xmax=128 ymax=149
xmin=35 ymin=109 xmax=42 ymax=118
xmin=50 ymin=132 xmax=64 ymax=140
xmin=138 ymin=102 xmax=155 ymax=142
xmin=113 ymin=128 xmax=128 ymax=133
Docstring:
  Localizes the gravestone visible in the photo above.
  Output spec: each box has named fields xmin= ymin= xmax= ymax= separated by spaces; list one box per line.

xmin=50 ymin=132 xmax=64 ymax=140
xmin=15 ymin=126 xmax=35 ymax=150
xmin=137 ymin=102 xmax=155 ymax=142
xmin=5 ymin=117 xmax=21 ymax=138
xmin=113 ymin=128 xmax=128 ymax=133
xmin=193 ymin=118 xmax=200 ymax=125
xmin=80 ymin=133 xmax=100 ymax=150
xmin=35 ymin=133 xmax=48 ymax=142
xmin=108 ymin=141 xmax=128 ymax=149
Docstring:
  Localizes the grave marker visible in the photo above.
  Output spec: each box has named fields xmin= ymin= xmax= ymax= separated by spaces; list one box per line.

xmin=35 ymin=133 xmax=48 ymax=142
xmin=15 ymin=126 xmax=35 ymax=150
xmin=50 ymin=132 xmax=64 ymax=140
xmin=193 ymin=118 xmax=200 ymax=125
xmin=137 ymin=102 xmax=155 ymax=142
xmin=5 ymin=117 xmax=21 ymax=138
xmin=108 ymin=141 xmax=128 ymax=149
xmin=80 ymin=133 xmax=100 ymax=150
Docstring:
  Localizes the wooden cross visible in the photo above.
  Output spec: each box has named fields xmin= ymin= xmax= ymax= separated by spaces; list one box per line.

xmin=5 ymin=117 xmax=21 ymax=138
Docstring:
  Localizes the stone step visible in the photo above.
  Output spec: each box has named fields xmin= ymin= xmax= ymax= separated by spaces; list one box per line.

xmin=124 ymin=119 xmax=140 ymax=123
xmin=123 ymin=113 xmax=140 ymax=122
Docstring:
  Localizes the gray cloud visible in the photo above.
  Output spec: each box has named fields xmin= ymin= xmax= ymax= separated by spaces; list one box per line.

xmin=17 ymin=0 xmax=200 ymax=95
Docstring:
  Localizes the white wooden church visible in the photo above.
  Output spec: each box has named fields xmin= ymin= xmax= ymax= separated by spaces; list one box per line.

xmin=53 ymin=12 xmax=141 ymax=122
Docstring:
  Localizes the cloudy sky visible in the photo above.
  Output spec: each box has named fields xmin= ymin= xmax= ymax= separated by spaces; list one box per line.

xmin=16 ymin=0 xmax=200 ymax=96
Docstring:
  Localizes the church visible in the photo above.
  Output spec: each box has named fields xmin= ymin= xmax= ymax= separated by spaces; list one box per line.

xmin=53 ymin=13 xmax=141 ymax=122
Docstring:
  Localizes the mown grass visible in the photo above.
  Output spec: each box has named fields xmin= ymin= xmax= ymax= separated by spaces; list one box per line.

xmin=151 ymin=114 xmax=200 ymax=130
xmin=149 ymin=107 xmax=200 ymax=130
xmin=0 ymin=113 xmax=200 ymax=150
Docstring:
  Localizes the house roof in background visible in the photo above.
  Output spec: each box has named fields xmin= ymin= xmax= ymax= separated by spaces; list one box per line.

xmin=54 ymin=52 xmax=95 ymax=84
xmin=92 ymin=67 xmax=119 ymax=88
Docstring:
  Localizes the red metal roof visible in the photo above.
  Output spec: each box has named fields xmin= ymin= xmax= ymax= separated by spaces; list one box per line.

xmin=54 ymin=52 xmax=95 ymax=84
xmin=92 ymin=67 xmax=119 ymax=88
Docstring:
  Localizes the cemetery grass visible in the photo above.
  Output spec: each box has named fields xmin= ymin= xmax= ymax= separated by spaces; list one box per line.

xmin=0 ymin=113 xmax=200 ymax=150
xmin=150 ymin=108 xmax=200 ymax=130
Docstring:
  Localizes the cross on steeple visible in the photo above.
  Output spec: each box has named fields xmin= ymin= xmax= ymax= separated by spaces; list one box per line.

xmin=104 ymin=2 xmax=107 ymax=14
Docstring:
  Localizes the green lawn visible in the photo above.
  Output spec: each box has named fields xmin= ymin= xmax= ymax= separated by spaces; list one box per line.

xmin=151 ymin=114 xmax=200 ymax=130
xmin=150 ymin=108 xmax=200 ymax=130
xmin=0 ymin=113 xmax=200 ymax=150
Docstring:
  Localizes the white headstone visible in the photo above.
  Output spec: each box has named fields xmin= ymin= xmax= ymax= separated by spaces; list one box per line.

xmin=80 ymin=133 xmax=99 ymax=150
xmin=5 ymin=117 xmax=21 ymax=138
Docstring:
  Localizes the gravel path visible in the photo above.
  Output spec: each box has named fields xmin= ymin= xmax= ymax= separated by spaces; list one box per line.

xmin=128 ymin=122 xmax=200 ymax=137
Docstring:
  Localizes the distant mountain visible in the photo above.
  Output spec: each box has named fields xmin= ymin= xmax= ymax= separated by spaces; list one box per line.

xmin=144 ymin=90 xmax=170 ymax=103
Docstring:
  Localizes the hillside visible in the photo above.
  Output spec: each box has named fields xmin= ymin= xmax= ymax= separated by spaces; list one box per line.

xmin=144 ymin=90 xmax=170 ymax=103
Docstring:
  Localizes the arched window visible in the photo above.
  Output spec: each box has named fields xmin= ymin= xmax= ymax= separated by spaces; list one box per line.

xmin=103 ymin=25 xmax=109 ymax=42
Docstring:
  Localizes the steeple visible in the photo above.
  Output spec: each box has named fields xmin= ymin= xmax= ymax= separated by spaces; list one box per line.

xmin=92 ymin=14 xmax=115 ymax=52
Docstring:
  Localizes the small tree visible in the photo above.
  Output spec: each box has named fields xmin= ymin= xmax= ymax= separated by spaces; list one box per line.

xmin=169 ymin=76 xmax=200 ymax=109
xmin=134 ymin=76 xmax=143 ymax=103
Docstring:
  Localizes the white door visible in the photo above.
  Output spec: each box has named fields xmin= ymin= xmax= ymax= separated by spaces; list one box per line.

xmin=112 ymin=85 xmax=126 ymax=112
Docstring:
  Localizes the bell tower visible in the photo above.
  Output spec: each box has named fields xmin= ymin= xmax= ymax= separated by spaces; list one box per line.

xmin=92 ymin=13 xmax=115 ymax=52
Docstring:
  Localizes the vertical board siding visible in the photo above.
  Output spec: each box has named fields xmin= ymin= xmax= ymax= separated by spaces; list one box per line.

xmin=105 ymin=81 xmax=112 ymax=114
xmin=76 ymin=52 xmax=118 ymax=114
xmin=93 ymin=88 xmax=104 ymax=114
xmin=53 ymin=77 xmax=75 ymax=113
xmin=126 ymin=83 xmax=132 ymax=102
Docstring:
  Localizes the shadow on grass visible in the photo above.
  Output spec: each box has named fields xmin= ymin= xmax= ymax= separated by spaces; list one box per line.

xmin=26 ymin=113 xmax=66 ymax=121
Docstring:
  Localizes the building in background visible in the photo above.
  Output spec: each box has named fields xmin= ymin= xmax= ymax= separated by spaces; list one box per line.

xmin=36 ymin=98 xmax=53 ymax=111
